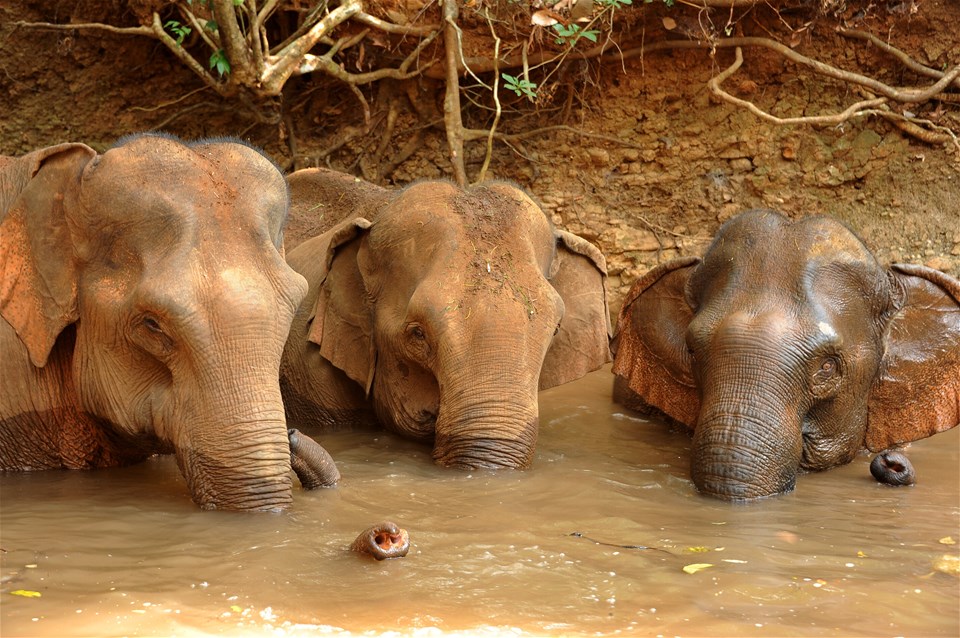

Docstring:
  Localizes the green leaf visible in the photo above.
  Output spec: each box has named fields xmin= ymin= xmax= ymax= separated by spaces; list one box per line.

xmin=234 ymin=0 xmax=244 ymax=5
xmin=682 ymin=563 xmax=714 ymax=574
xmin=164 ymin=20 xmax=192 ymax=46
xmin=205 ymin=20 xmax=219 ymax=32
xmin=581 ymin=29 xmax=599 ymax=42
xmin=10 ymin=590 xmax=42 ymax=598
xmin=210 ymin=49 xmax=231 ymax=77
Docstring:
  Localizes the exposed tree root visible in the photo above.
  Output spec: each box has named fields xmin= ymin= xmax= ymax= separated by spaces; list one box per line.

xmin=16 ymin=1 xmax=959 ymax=178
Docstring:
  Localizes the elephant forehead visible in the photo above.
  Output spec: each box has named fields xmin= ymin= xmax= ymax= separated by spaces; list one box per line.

xmin=81 ymin=139 xmax=286 ymax=233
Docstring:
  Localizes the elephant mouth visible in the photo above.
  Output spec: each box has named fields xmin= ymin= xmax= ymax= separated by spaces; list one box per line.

xmin=391 ymin=409 xmax=437 ymax=442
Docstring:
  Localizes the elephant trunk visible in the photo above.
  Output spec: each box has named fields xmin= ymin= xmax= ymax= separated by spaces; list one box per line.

xmin=691 ymin=393 xmax=803 ymax=501
xmin=176 ymin=412 xmax=293 ymax=511
xmin=173 ymin=359 xmax=296 ymax=511
xmin=432 ymin=382 xmax=539 ymax=470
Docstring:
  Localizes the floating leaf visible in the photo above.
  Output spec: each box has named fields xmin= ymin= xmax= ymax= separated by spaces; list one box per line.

xmin=939 ymin=536 xmax=956 ymax=545
xmin=685 ymin=546 xmax=710 ymax=553
xmin=933 ymin=555 xmax=959 ymax=575
xmin=682 ymin=563 xmax=714 ymax=574
xmin=230 ymin=605 xmax=244 ymax=613
xmin=857 ymin=550 xmax=867 ymax=558
xmin=10 ymin=590 xmax=42 ymax=598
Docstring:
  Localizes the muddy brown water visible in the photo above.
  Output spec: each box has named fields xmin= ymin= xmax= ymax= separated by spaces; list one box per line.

xmin=1 ymin=367 xmax=958 ymax=637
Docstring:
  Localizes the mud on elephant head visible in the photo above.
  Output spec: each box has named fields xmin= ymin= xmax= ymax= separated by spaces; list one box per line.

xmin=280 ymin=169 xmax=611 ymax=469
xmin=0 ymin=134 xmax=320 ymax=511
xmin=612 ymin=209 xmax=960 ymax=500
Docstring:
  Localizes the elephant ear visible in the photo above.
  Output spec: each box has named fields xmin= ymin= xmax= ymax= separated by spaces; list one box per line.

xmin=285 ymin=168 xmax=389 ymax=250
xmin=866 ymin=264 xmax=960 ymax=451
xmin=0 ymin=143 xmax=96 ymax=368
xmin=540 ymin=230 xmax=611 ymax=390
xmin=304 ymin=217 xmax=377 ymax=395
xmin=610 ymin=256 xmax=701 ymax=428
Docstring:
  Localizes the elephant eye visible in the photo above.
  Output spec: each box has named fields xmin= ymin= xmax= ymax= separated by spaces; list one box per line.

xmin=812 ymin=356 xmax=842 ymax=391
xmin=408 ymin=325 xmax=426 ymax=341
xmin=143 ymin=316 xmax=163 ymax=333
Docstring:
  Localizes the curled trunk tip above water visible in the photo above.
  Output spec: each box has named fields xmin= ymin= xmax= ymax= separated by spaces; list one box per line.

xmin=350 ymin=522 xmax=410 ymax=560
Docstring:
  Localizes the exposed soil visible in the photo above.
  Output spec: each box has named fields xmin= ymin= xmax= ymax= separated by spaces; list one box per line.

xmin=2 ymin=0 xmax=958 ymax=314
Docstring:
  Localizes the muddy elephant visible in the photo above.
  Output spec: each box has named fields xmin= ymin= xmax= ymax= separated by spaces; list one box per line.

xmin=280 ymin=169 xmax=611 ymax=469
xmin=0 ymin=135 xmax=339 ymax=511
xmin=612 ymin=209 xmax=960 ymax=500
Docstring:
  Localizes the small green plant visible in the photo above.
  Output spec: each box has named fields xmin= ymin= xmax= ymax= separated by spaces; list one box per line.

xmin=164 ymin=20 xmax=191 ymax=46
xmin=644 ymin=0 xmax=674 ymax=6
xmin=209 ymin=49 xmax=231 ymax=77
xmin=502 ymin=73 xmax=538 ymax=101
xmin=552 ymin=23 xmax=599 ymax=46
xmin=600 ymin=0 xmax=632 ymax=8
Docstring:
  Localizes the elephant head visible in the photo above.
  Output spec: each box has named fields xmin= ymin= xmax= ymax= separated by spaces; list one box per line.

xmin=0 ymin=135 xmax=312 ymax=510
xmin=281 ymin=169 xmax=610 ymax=469
xmin=612 ymin=209 xmax=960 ymax=500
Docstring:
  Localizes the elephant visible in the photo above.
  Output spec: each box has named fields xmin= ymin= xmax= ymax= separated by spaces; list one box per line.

xmin=612 ymin=209 xmax=960 ymax=500
xmin=0 ymin=134 xmax=339 ymax=511
xmin=280 ymin=168 xmax=611 ymax=469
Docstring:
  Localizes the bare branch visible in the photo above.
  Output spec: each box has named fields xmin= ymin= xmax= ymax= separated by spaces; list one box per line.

xmin=477 ymin=17 xmax=502 ymax=184
xmin=212 ymin=0 xmax=257 ymax=84
xmin=245 ymin=0 xmax=266 ymax=74
xmin=262 ymin=0 xmax=362 ymax=94
xmin=15 ymin=20 xmax=152 ymax=36
xmin=176 ymin=3 xmax=221 ymax=53
xmin=442 ymin=0 xmax=467 ymax=187
xmin=149 ymin=12 xmax=227 ymax=96
xmin=354 ymin=11 xmax=439 ymax=36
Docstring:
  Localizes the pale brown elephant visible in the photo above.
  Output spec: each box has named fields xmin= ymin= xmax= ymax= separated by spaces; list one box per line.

xmin=280 ymin=169 xmax=611 ymax=469
xmin=0 ymin=135 xmax=339 ymax=511
xmin=612 ymin=210 xmax=960 ymax=500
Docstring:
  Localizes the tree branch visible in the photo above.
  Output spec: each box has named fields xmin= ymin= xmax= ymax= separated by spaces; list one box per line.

xmin=212 ymin=0 xmax=257 ymax=84
xmin=14 ymin=20 xmax=152 ymax=36
xmin=354 ymin=11 xmax=439 ymax=36
xmin=149 ymin=12 xmax=228 ymax=96
xmin=442 ymin=0 xmax=467 ymax=187
xmin=262 ymin=0 xmax=362 ymax=94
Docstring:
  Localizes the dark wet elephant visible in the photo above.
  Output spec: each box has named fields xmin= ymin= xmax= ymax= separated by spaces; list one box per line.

xmin=612 ymin=209 xmax=959 ymax=500
xmin=280 ymin=168 xmax=611 ymax=469
xmin=0 ymin=135 xmax=337 ymax=511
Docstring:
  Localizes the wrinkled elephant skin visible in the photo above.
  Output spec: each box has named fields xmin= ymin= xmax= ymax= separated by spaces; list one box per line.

xmin=612 ymin=209 xmax=960 ymax=500
xmin=281 ymin=169 xmax=611 ymax=470
xmin=288 ymin=428 xmax=340 ymax=489
xmin=870 ymin=451 xmax=916 ymax=486
xmin=0 ymin=135 xmax=313 ymax=511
